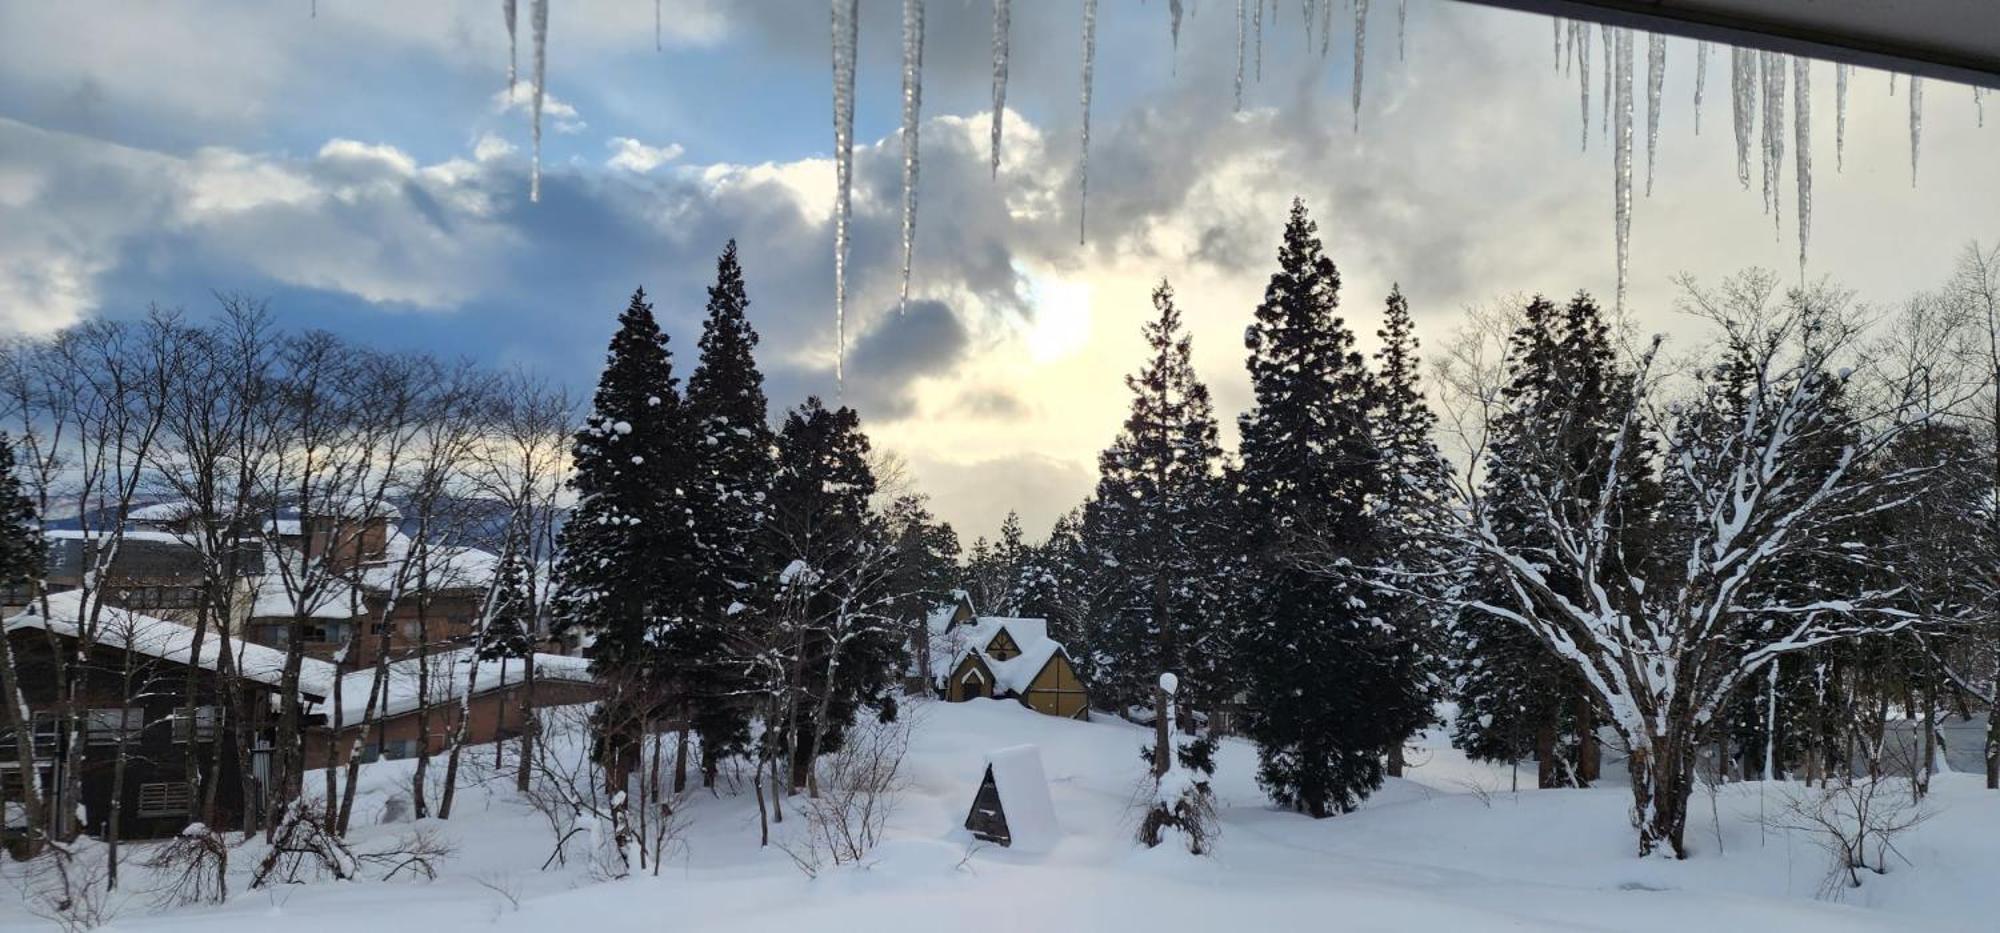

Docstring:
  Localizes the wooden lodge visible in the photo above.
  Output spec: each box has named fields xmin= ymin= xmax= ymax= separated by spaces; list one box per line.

xmin=932 ymin=612 xmax=1090 ymax=720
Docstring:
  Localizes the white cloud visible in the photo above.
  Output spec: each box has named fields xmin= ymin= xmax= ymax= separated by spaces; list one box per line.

xmin=605 ymin=137 xmax=685 ymax=173
xmin=473 ymin=133 xmax=517 ymax=161
xmin=491 ymin=84 xmax=586 ymax=134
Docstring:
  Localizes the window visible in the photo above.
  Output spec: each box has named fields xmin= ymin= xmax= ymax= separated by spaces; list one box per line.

xmin=137 ymin=782 xmax=192 ymax=818
xmin=86 ymin=708 xmax=144 ymax=745
xmin=171 ymin=706 xmax=219 ymax=743
xmin=300 ymin=622 xmax=350 ymax=645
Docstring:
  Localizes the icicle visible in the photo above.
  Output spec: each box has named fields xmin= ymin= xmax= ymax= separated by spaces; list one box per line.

xmin=1576 ymin=23 xmax=1590 ymax=151
xmin=1835 ymin=64 xmax=1848 ymax=172
xmin=1645 ymin=33 xmax=1664 ymax=195
xmin=1398 ymin=0 xmax=1405 ymax=62
xmin=991 ymin=0 xmax=1010 ymax=178
xmin=1553 ymin=18 xmax=1562 ymax=72
xmin=831 ymin=0 xmax=859 ymax=387
xmin=1975 ymin=87 xmax=1986 ymax=129
xmin=897 ymin=0 xmax=926 ymax=316
xmin=1794 ymin=56 xmax=1811 ymax=278
xmin=504 ymin=0 xmax=517 ymax=93
xmin=1080 ymin=0 xmax=1097 ymax=245
xmin=1890 ymin=72 xmax=1897 ymax=97
xmin=654 ymin=0 xmax=661 ymax=51
xmin=1731 ymin=48 xmax=1753 ymax=189
xmin=1693 ymin=41 xmax=1708 ymax=135
xmin=1320 ymin=0 xmax=1332 ymax=59
xmin=1255 ymin=0 xmax=1264 ymax=81
xmin=529 ymin=0 xmax=547 ymax=203
xmin=1303 ymin=0 xmax=1314 ymax=51
xmin=1760 ymin=51 xmax=1786 ymax=230
xmin=1909 ymin=76 xmax=1923 ymax=187
xmin=1170 ymin=0 xmax=1184 ymax=68
xmin=1601 ymin=25 xmax=1611 ymax=138
xmin=1235 ymin=0 xmax=1246 ymax=112
xmin=1352 ymin=0 xmax=1368 ymax=129
xmin=1613 ymin=29 xmax=1634 ymax=315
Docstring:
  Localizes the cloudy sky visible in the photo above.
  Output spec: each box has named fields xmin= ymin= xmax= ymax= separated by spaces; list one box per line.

xmin=2 ymin=1 xmax=1996 ymax=542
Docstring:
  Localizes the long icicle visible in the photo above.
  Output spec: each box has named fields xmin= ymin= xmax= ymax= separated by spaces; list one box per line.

xmin=504 ymin=0 xmax=517 ymax=93
xmin=1553 ymin=18 xmax=1563 ymax=72
xmin=1080 ymin=0 xmax=1098 ymax=245
xmin=898 ymin=0 xmax=926 ymax=316
xmin=1731 ymin=47 xmax=1753 ymax=189
xmin=1909 ymin=76 xmax=1923 ymax=187
xmin=1576 ymin=21 xmax=1590 ymax=151
xmin=1320 ymin=0 xmax=1332 ymax=59
xmin=1352 ymin=0 xmax=1368 ymax=130
xmin=654 ymin=0 xmax=661 ymax=51
xmin=1254 ymin=0 xmax=1264 ymax=81
xmin=1761 ymin=50 xmax=1785 ymax=229
xmin=1170 ymin=0 xmax=1183 ymax=71
xmin=991 ymin=0 xmax=1010 ymax=178
xmin=1693 ymin=41 xmax=1708 ymax=135
xmin=1235 ymin=0 xmax=1246 ymax=112
xmin=1794 ymin=56 xmax=1811 ymax=279
xmin=831 ymin=0 xmax=858 ymax=387
xmin=1645 ymin=33 xmax=1664 ymax=195
xmin=1835 ymin=63 xmax=1849 ymax=171
xmin=1601 ymin=24 xmax=1611 ymax=139
xmin=1398 ymin=0 xmax=1406 ymax=62
xmin=1613 ymin=28 xmax=1633 ymax=315
xmin=529 ymin=0 xmax=547 ymax=203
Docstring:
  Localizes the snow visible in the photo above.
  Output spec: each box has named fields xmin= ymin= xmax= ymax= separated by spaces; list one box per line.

xmin=27 ymin=700 xmax=2000 ymax=932
xmin=333 ymin=646 xmax=591 ymax=722
xmin=8 ymin=590 xmax=337 ymax=697
xmin=896 ymin=0 xmax=925 ymax=317
xmin=982 ymin=743 xmax=1059 ymax=852
xmin=931 ymin=615 xmax=1068 ymax=696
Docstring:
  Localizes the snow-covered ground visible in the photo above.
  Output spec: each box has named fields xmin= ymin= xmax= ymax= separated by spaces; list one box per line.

xmin=6 ymin=699 xmax=1997 ymax=931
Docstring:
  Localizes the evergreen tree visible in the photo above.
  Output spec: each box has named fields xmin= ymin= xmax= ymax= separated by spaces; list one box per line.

xmin=1082 ymin=280 xmax=1233 ymax=772
xmin=765 ymin=398 xmax=905 ymax=787
xmin=549 ymin=288 xmax=698 ymax=780
xmin=683 ymin=241 xmax=776 ymax=781
xmin=0 ymin=433 xmax=40 ymax=588
xmin=1450 ymin=292 xmax=1658 ymax=788
xmin=1234 ymin=200 xmax=1407 ymax=817
xmin=478 ymin=544 xmax=536 ymax=664
xmin=1370 ymin=286 xmax=1453 ymax=777
xmin=882 ymin=494 xmax=962 ymax=688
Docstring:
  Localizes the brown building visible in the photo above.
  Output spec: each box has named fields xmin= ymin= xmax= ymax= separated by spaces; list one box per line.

xmin=305 ymin=648 xmax=599 ymax=768
xmin=3 ymin=591 xmax=327 ymax=843
xmin=935 ymin=616 xmax=1090 ymax=720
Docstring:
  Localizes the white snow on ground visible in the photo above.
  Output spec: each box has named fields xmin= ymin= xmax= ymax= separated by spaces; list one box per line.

xmin=6 ymin=700 xmax=1998 ymax=931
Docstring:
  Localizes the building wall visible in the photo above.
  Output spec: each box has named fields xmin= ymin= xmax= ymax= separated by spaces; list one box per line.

xmin=305 ymin=678 xmax=600 ymax=769
xmin=1023 ymin=654 xmax=1090 ymax=719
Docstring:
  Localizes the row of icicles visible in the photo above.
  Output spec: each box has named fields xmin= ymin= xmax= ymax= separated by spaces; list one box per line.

xmin=476 ymin=1 xmax=1986 ymax=386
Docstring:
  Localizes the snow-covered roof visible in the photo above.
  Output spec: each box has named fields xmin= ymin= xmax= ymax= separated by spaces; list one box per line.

xmin=331 ymin=646 xmax=594 ymax=723
xmin=935 ymin=616 xmax=1068 ymax=696
xmin=355 ymin=534 xmax=500 ymax=595
xmin=981 ymin=744 xmax=1059 ymax=851
xmin=44 ymin=528 xmax=199 ymax=545
xmin=6 ymin=590 xmax=336 ymax=699
xmin=128 ymin=500 xmax=198 ymax=523
xmin=248 ymin=568 xmax=362 ymax=620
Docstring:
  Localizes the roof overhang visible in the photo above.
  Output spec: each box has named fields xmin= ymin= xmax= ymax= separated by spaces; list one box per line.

xmin=1455 ymin=0 xmax=2000 ymax=89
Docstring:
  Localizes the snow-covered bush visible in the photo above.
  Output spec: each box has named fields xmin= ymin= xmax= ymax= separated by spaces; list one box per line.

xmin=1137 ymin=673 xmax=1218 ymax=855
xmin=142 ymin=822 xmax=230 ymax=907
xmin=1765 ymin=777 xmax=1931 ymax=897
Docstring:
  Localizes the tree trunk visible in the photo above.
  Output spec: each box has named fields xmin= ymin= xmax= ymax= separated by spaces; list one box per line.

xmin=1387 ymin=741 xmax=1406 ymax=778
xmin=673 ymin=722 xmax=690 ymax=794
xmin=516 ymin=653 xmax=537 ymax=793
xmin=1626 ymin=738 xmax=1693 ymax=859
xmin=1535 ymin=720 xmax=1560 ymax=789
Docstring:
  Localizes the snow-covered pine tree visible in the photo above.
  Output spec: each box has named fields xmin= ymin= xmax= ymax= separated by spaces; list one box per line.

xmin=1370 ymin=285 xmax=1453 ymax=778
xmin=882 ymin=493 xmax=961 ymax=690
xmin=0 ymin=432 xmax=48 ymax=836
xmin=765 ymin=398 xmax=905 ymax=790
xmin=1082 ymin=281 xmax=1233 ymax=773
xmin=479 ymin=544 xmax=537 ymax=665
xmin=963 ymin=511 xmax=1027 ymax=613
xmin=1233 ymin=199 xmax=1409 ymax=817
xmin=683 ymin=241 xmax=776 ymax=787
xmin=549 ymin=288 xmax=698 ymax=788
xmin=1451 ymin=292 xmax=1655 ymax=788
xmin=1012 ymin=510 xmax=1094 ymax=646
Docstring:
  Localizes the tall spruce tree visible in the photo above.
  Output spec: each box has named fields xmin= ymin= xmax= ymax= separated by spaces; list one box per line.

xmin=882 ymin=493 xmax=962 ymax=689
xmin=1450 ymin=292 xmax=1658 ymax=787
xmin=1371 ymin=285 xmax=1453 ymax=777
xmin=1082 ymin=281 xmax=1233 ymax=774
xmin=1234 ymin=200 xmax=1408 ymax=817
xmin=0 ymin=433 xmax=47 ymax=834
xmin=765 ymin=398 xmax=905 ymax=787
xmin=549 ymin=288 xmax=698 ymax=783
xmin=479 ymin=544 xmax=537 ymax=664
xmin=683 ymin=241 xmax=775 ymax=784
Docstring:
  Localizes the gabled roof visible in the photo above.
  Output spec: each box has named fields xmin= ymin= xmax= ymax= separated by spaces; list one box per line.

xmin=7 ymin=590 xmax=335 ymax=701
xmin=330 ymin=646 xmax=593 ymax=723
xmin=935 ymin=615 xmax=1071 ymax=696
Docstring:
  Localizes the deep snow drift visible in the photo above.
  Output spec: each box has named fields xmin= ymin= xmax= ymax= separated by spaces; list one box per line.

xmin=5 ymin=700 xmax=1997 ymax=931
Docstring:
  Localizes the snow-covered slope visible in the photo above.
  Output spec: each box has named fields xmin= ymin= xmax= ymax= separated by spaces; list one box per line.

xmin=8 ymin=699 xmax=1997 ymax=931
